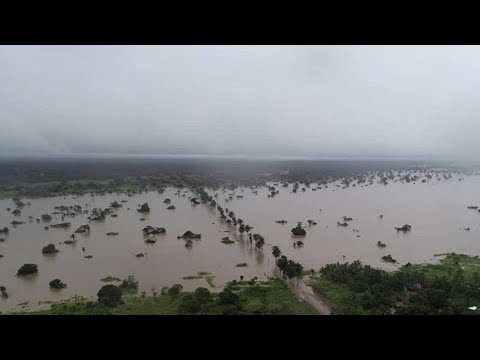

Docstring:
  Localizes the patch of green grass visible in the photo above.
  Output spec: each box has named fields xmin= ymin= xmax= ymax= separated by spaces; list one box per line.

xmin=9 ymin=295 xmax=186 ymax=315
xmin=236 ymin=263 xmax=248 ymax=267
xmin=0 ymin=188 xmax=14 ymax=199
xmin=111 ymin=295 xmax=185 ymax=315
xmin=8 ymin=279 xmax=318 ymax=315
xmin=257 ymin=279 xmax=318 ymax=315
xmin=225 ymin=280 xmax=318 ymax=314
xmin=411 ymin=253 xmax=480 ymax=281
xmin=309 ymin=278 xmax=366 ymax=315
xmin=243 ymin=297 xmax=264 ymax=313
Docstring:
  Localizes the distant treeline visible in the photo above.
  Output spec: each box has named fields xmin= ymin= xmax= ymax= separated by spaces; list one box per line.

xmin=0 ymin=157 xmax=453 ymax=186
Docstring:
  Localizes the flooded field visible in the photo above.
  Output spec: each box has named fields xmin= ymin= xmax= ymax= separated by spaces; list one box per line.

xmin=2 ymin=173 xmax=480 ymax=312
xmin=216 ymin=176 xmax=480 ymax=270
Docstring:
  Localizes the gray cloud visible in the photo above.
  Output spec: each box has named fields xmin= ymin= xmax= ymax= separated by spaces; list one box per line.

xmin=1 ymin=45 xmax=480 ymax=160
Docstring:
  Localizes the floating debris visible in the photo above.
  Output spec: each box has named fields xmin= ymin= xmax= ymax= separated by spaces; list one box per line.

xmin=395 ymin=224 xmax=412 ymax=232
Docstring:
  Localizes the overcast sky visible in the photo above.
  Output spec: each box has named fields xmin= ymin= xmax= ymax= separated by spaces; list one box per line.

xmin=1 ymin=45 xmax=480 ymax=159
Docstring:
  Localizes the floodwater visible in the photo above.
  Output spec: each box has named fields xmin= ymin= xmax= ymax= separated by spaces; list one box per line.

xmin=1 ymin=174 xmax=480 ymax=311
xmin=218 ymin=176 xmax=480 ymax=271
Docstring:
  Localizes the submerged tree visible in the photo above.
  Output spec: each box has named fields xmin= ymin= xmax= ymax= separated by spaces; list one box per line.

xmin=395 ymin=224 xmax=412 ymax=232
xmin=180 ymin=231 xmax=201 ymax=239
xmin=41 ymin=214 xmax=52 ymax=221
xmin=272 ymin=246 xmax=281 ymax=258
xmin=42 ymin=244 xmax=59 ymax=255
xmin=239 ymin=224 xmax=246 ymax=234
xmin=110 ymin=201 xmax=122 ymax=208
xmin=17 ymin=264 xmax=38 ymax=276
xmin=137 ymin=203 xmax=150 ymax=213
xmin=291 ymin=225 xmax=306 ymax=236
xmin=253 ymin=234 xmax=265 ymax=250
xmin=0 ymin=286 xmax=8 ymax=299
xmin=49 ymin=279 xmax=67 ymax=289
xmin=276 ymin=256 xmax=288 ymax=272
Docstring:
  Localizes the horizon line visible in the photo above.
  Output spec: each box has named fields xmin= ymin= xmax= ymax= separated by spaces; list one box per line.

xmin=0 ymin=152 xmax=459 ymax=162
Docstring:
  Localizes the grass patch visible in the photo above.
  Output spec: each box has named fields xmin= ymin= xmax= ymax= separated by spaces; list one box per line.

xmin=310 ymin=278 xmax=369 ymax=315
xmin=247 ymin=279 xmax=318 ymax=315
xmin=411 ymin=253 xmax=480 ymax=281
xmin=7 ymin=279 xmax=317 ymax=315
xmin=9 ymin=295 xmax=186 ymax=315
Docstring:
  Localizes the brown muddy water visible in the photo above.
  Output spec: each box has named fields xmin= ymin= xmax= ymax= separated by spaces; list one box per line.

xmin=1 ymin=174 xmax=480 ymax=312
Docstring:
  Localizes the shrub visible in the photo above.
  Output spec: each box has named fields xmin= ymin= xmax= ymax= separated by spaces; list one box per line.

xmin=97 ymin=285 xmax=123 ymax=307
xmin=177 ymin=295 xmax=201 ymax=314
xmin=382 ymin=255 xmax=397 ymax=263
xmin=167 ymin=284 xmax=183 ymax=298
xmin=0 ymin=286 xmax=8 ymax=299
xmin=119 ymin=275 xmax=139 ymax=293
xmin=181 ymin=231 xmax=201 ymax=239
xmin=17 ymin=264 xmax=38 ymax=276
xmin=221 ymin=237 xmax=235 ymax=244
xmin=49 ymin=279 xmax=66 ymax=289
xmin=137 ymin=203 xmax=150 ymax=213
xmin=194 ymin=287 xmax=212 ymax=304
xmin=291 ymin=226 xmax=306 ymax=236
xmin=217 ymin=288 xmax=240 ymax=306
xmin=41 ymin=214 xmax=52 ymax=221
xmin=42 ymin=244 xmax=59 ymax=254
